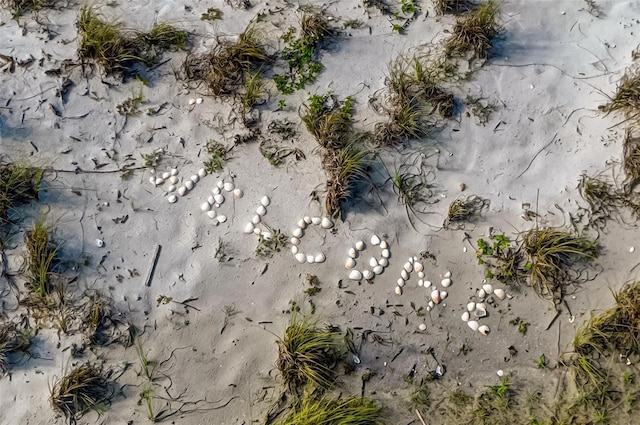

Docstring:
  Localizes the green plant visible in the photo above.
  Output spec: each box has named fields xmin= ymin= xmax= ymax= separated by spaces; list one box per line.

xmin=0 ymin=320 xmax=33 ymax=376
xmin=301 ymin=93 xmax=354 ymax=149
xmin=536 ymin=353 xmax=547 ymax=369
xmin=141 ymin=149 xmax=164 ymax=169
xmin=444 ymin=0 xmax=501 ymax=59
xmin=3 ymin=0 xmax=57 ymax=18
xmin=466 ymin=95 xmax=498 ymax=125
xmin=274 ymin=392 xmax=384 ymax=425
xmin=255 ymin=229 xmax=288 ymax=257
xmin=324 ymin=142 xmax=372 ymax=219
xmin=622 ymin=130 xmax=640 ymax=191
xmin=135 ymin=338 xmax=154 ymax=381
xmin=242 ymin=69 xmax=266 ymax=110
xmin=116 ymin=89 xmax=144 ymax=116
xmin=276 ymin=316 xmax=344 ymax=393
xmin=25 ymin=218 xmax=62 ymax=298
xmin=510 ymin=317 xmax=530 ymax=335
xmin=433 ymin=0 xmax=476 ymax=15
xmin=82 ymin=291 xmax=116 ymax=345
xmin=577 ymin=172 xmax=623 ymax=224
xmin=0 ymin=160 xmax=43 ymax=228
xmin=49 ymin=363 xmax=114 ymax=422
xmin=203 ymin=141 xmax=229 ymax=173
xmin=599 ymin=68 xmax=640 ymax=124
xmin=490 ymin=377 xmax=511 ymax=399
xmin=214 ymin=238 xmax=230 ymax=262
xmin=200 ymin=7 xmax=222 ymax=21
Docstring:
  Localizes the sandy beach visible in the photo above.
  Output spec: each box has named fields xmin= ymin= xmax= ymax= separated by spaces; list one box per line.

xmin=2 ymin=0 xmax=640 ymax=423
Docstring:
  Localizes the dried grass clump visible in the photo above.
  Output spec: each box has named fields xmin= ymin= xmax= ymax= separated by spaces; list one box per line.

xmin=183 ymin=25 xmax=271 ymax=96
xmin=444 ymin=0 xmax=501 ymax=59
xmin=81 ymin=291 xmax=118 ymax=345
xmin=445 ymin=195 xmax=489 ymax=227
xmin=323 ymin=142 xmax=372 ymax=219
xmin=433 ymin=0 xmax=476 ymax=15
xmin=599 ymin=69 xmax=640 ymax=124
xmin=276 ymin=316 xmax=344 ymax=393
xmin=1 ymin=0 xmax=58 ymax=17
xmin=25 ymin=218 xmax=62 ymax=298
xmin=0 ymin=160 xmax=43 ymax=228
xmin=49 ymin=363 xmax=114 ymax=423
xmin=577 ymin=173 xmax=624 ymax=226
xmin=622 ymin=130 xmax=640 ymax=190
xmin=301 ymin=94 xmax=354 ymax=150
xmin=274 ymin=393 xmax=384 ymax=425
xmin=0 ymin=320 xmax=33 ymax=376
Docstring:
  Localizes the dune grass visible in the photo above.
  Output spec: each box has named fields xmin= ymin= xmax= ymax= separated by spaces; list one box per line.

xmin=622 ymin=130 xmax=640 ymax=190
xmin=1 ymin=0 xmax=58 ymax=17
xmin=82 ymin=290 xmax=117 ymax=345
xmin=0 ymin=161 xmax=43 ymax=229
xmin=324 ymin=142 xmax=372 ymax=219
xmin=445 ymin=195 xmax=489 ymax=226
xmin=25 ymin=218 xmax=62 ymax=298
xmin=50 ymin=363 xmax=114 ymax=423
xmin=444 ymin=0 xmax=501 ymax=59
xmin=0 ymin=320 xmax=34 ymax=377
xmin=274 ymin=393 xmax=384 ymax=425
xmin=599 ymin=68 xmax=640 ymax=123
xmin=433 ymin=0 xmax=476 ymax=15
xmin=301 ymin=93 xmax=354 ymax=150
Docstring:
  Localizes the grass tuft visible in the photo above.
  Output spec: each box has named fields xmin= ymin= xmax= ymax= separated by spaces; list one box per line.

xmin=445 ymin=195 xmax=489 ymax=227
xmin=433 ymin=0 xmax=476 ymax=15
xmin=444 ymin=0 xmax=501 ymax=59
xmin=274 ymin=393 xmax=384 ymax=425
xmin=0 ymin=160 xmax=43 ymax=230
xmin=0 ymin=320 xmax=34 ymax=377
xmin=1 ymin=0 xmax=57 ymax=18
xmin=25 ymin=218 xmax=62 ymax=298
xmin=203 ymin=141 xmax=230 ymax=173
xmin=599 ymin=68 xmax=640 ymax=124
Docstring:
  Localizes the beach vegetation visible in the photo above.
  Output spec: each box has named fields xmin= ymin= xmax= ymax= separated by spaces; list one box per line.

xmin=200 ymin=7 xmax=222 ymax=21
xmin=622 ymin=130 xmax=640 ymax=191
xmin=2 ymin=0 xmax=58 ymax=18
xmin=324 ymin=142 xmax=372 ymax=218
xmin=273 ymin=393 xmax=384 ymax=425
xmin=255 ymin=229 xmax=288 ymax=257
xmin=444 ymin=0 xmax=501 ymax=59
xmin=445 ymin=195 xmax=490 ymax=227
xmin=0 ymin=160 xmax=43 ymax=231
xmin=0 ymin=320 xmax=34 ymax=377
xmin=25 ymin=218 xmax=62 ymax=298
xmin=81 ymin=290 xmax=117 ymax=345
xmin=433 ymin=0 xmax=476 ymax=15
xmin=203 ymin=141 xmax=229 ymax=173
xmin=599 ymin=68 xmax=640 ymax=124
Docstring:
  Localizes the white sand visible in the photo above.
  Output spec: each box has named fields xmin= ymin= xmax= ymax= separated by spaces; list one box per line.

xmin=1 ymin=0 xmax=640 ymax=423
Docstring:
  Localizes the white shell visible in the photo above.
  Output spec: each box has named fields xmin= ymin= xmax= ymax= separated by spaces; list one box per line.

xmin=478 ymin=325 xmax=490 ymax=335
xmin=149 ymin=176 xmax=156 ymax=185
xmin=262 ymin=232 xmax=273 ymax=240
xmin=177 ymin=186 xmax=187 ymax=196
xmin=441 ymin=278 xmax=452 ymax=288
xmin=291 ymin=245 xmax=299 ymax=255
xmin=381 ymin=249 xmax=390 ymax=259
xmin=169 ymin=176 xmax=179 ymax=184
xmin=395 ymin=286 xmax=403 ymax=295
xmin=418 ymin=323 xmax=427 ymax=331
xmin=475 ymin=307 xmax=487 ymax=318
xmin=253 ymin=227 xmax=261 ymax=235
xmin=362 ymin=270 xmax=373 ymax=280
xmin=497 ymin=369 xmax=504 ymax=377
xmin=355 ymin=241 xmax=365 ymax=251
xmin=167 ymin=185 xmax=176 ymax=193
xmin=424 ymin=280 xmax=432 ymax=287
xmin=494 ymin=288 xmax=506 ymax=300
xmin=404 ymin=262 xmax=413 ymax=273
xmin=476 ymin=303 xmax=487 ymax=311
xmin=212 ymin=187 xmax=221 ymax=195
xmin=217 ymin=180 xmax=224 ymax=189
xmin=418 ymin=279 xmax=424 ymax=287
xmin=414 ymin=262 xmax=423 ymax=273
xmin=96 ymin=239 xmax=105 ymax=247
xmin=431 ymin=289 xmax=440 ymax=304
xmin=292 ymin=228 xmax=303 ymax=238
xmin=298 ymin=219 xmax=307 ymax=229
xmin=371 ymin=235 xmax=381 ymax=245
xmin=256 ymin=205 xmax=266 ymax=216
xmin=379 ymin=240 xmax=388 ymax=249
xmin=461 ymin=311 xmax=470 ymax=322
xmin=291 ymin=237 xmax=301 ymax=246
xmin=349 ymin=270 xmax=362 ymax=281
xmin=207 ymin=195 xmax=215 ymax=204
xmin=369 ymin=257 xmax=378 ymax=268
xmin=170 ymin=168 xmax=178 ymax=176
xmin=201 ymin=202 xmax=211 ymax=212
xmin=373 ymin=265 xmax=383 ymax=275
xmin=468 ymin=320 xmax=479 ymax=331
xmin=155 ymin=177 xmax=164 ymax=186
xmin=189 ymin=98 xmax=196 ymax=105
xmin=184 ymin=180 xmax=194 ymax=190
xmin=482 ymin=283 xmax=494 ymax=295
xmin=196 ymin=97 xmax=203 ymax=104
xmin=348 ymin=248 xmax=357 ymax=259
xmin=314 ymin=253 xmax=326 ymax=263
xmin=311 ymin=216 xmax=321 ymax=225
xmin=303 ymin=216 xmax=312 ymax=224
xmin=233 ymin=188 xmax=243 ymax=199
xmin=408 ymin=257 xmax=414 ymax=263
xmin=444 ymin=270 xmax=452 ymax=278
xmin=397 ymin=278 xmax=405 ymax=287
xmin=252 ymin=215 xmax=261 ymax=225
xmin=321 ymin=217 xmax=333 ymax=229
xmin=307 ymin=255 xmax=315 ymax=264
xmin=261 ymin=195 xmax=270 ymax=207
xmin=378 ymin=258 xmax=388 ymax=267
xmin=401 ymin=270 xmax=409 ymax=281
xmin=162 ymin=171 xmax=171 ymax=179
xmin=295 ymin=253 xmax=306 ymax=263
xmin=214 ymin=194 xmax=225 ymax=204
xmin=418 ymin=271 xmax=425 ymax=279
xmin=190 ymin=174 xmax=199 ymax=183
xmin=198 ymin=168 xmax=207 ymax=178
xmin=244 ymin=223 xmax=254 ymax=234
xmin=217 ymin=215 xmax=227 ymax=223
xmin=428 ymin=300 xmax=435 ymax=309
xmin=207 ymin=210 xmax=216 ymax=219
xmin=345 ymin=258 xmax=356 ymax=269
xmin=440 ymin=290 xmax=448 ymax=300
xmin=223 ymin=182 xmax=234 ymax=192
xmin=467 ymin=302 xmax=476 ymax=312
xmin=478 ymin=289 xmax=486 ymax=299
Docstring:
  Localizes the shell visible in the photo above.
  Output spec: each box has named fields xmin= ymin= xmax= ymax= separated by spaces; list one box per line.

xmin=261 ymin=195 xmax=270 ymax=207
xmin=169 ymin=176 xmax=179 ymax=185
xmin=414 ymin=262 xmax=424 ymax=273
xmin=418 ymin=323 xmax=427 ymax=331
xmin=401 ymin=270 xmax=409 ymax=281
xmin=348 ymin=248 xmax=357 ymax=259
xmin=397 ymin=278 xmax=405 ymax=287
xmin=494 ymin=288 xmax=506 ymax=300
xmin=467 ymin=302 xmax=476 ymax=312
xmin=478 ymin=325 xmax=490 ymax=336
xmin=297 ymin=218 xmax=307 ymax=229
xmin=431 ymin=289 xmax=440 ymax=304
xmin=349 ymin=270 xmax=362 ymax=281
xmin=475 ymin=307 xmax=487 ymax=318
xmin=198 ymin=168 xmax=207 ymax=178
xmin=96 ymin=239 xmax=105 ymax=247
xmin=371 ymin=235 xmax=381 ymax=245
xmin=190 ymin=174 xmax=199 ymax=183
xmin=373 ymin=265 xmax=383 ymax=275
xmin=162 ymin=171 xmax=171 ymax=179
xmin=378 ymin=258 xmax=388 ymax=267
xmin=252 ymin=215 xmax=261 ymax=225
xmin=303 ymin=216 xmax=312 ymax=224
xmin=477 ymin=288 xmax=486 ymax=299
xmin=404 ymin=262 xmax=413 ymax=273
xmin=441 ymin=278 xmax=452 ymax=288
xmin=200 ymin=202 xmax=211 ymax=212
xmin=189 ymin=98 xmax=196 ymax=105
xmin=418 ymin=271 xmax=425 ymax=279
xmin=244 ymin=223 xmax=254 ymax=234
xmin=476 ymin=303 xmax=487 ymax=311
xmin=196 ymin=97 xmax=203 ymax=104
xmin=467 ymin=320 xmax=479 ymax=331
xmin=428 ymin=300 xmax=435 ymax=309
xmin=292 ymin=228 xmax=303 ymax=238
xmin=362 ymin=270 xmax=373 ymax=280
xmin=167 ymin=185 xmax=176 ymax=193
xmin=262 ymin=232 xmax=273 ymax=240
xmin=253 ymin=227 xmax=261 ymax=235
xmin=149 ymin=176 xmax=156 ymax=185
xmin=321 ymin=217 xmax=333 ymax=229
xmin=207 ymin=211 xmax=216 ymax=219
xmin=355 ymin=241 xmax=365 ymax=251
xmin=369 ymin=257 xmax=378 ymax=268
xmin=214 ymin=194 xmax=225 ymax=204
xmin=307 ymin=255 xmax=315 ymax=264
xmin=291 ymin=245 xmax=299 ymax=255
xmin=314 ymin=253 xmax=326 ymax=263
xmin=256 ymin=205 xmax=267 ymax=216
xmin=291 ymin=237 xmax=301 ymax=246
xmin=395 ymin=286 xmax=403 ymax=296
xmin=233 ymin=188 xmax=243 ymax=199
xmin=345 ymin=258 xmax=356 ymax=269
xmin=207 ymin=195 xmax=215 ymax=204
xmin=440 ymin=290 xmax=448 ymax=300
xmin=379 ymin=240 xmax=388 ymax=249
xmin=311 ymin=216 xmax=321 ymax=225
xmin=418 ymin=279 xmax=424 ymax=287
xmin=217 ymin=180 xmax=224 ymax=189
xmin=497 ymin=369 xmax=504 ymax=377
xmin=461 ymin=311 xmax=470 ymax=322
xmin=223 ymin=182 xmax=235 ymax=192
xmin=212 ymin=187 xmax=221 ymax=195
xmin=295 ymin=253 xmax=306 ymax=263
xmin=170 ymin=168 xmax=178 ymax=176
xmin=381 ymin=249 xmax=390 ymax=259
xmin=217 ymin=215 xmax=227 ymax=223
xmin=177 ymin=186 xmax=187 ymax=196
xmin=482 ymin=283 xmax=494 ymax=295
xmin=168 ymin=195 xmax=178 ymax=203
xmin=184 ymin=180 xmax=194 ymax=190
xmin=444 ymin=270 xmax=452 ymax=278
xmin=155 ymin=177 xmax=164 ymax=186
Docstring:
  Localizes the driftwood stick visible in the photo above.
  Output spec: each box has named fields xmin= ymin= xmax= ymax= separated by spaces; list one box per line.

xmin=145 ymin=244 xmax=162 ymax=287
xmin=416 ymin=409 xmax=427 ymax=425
